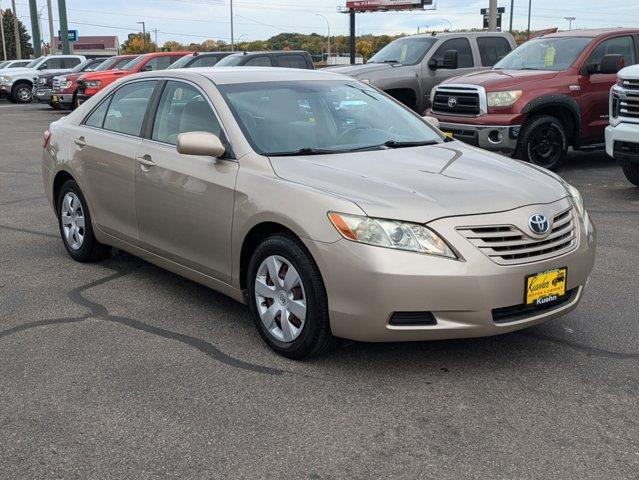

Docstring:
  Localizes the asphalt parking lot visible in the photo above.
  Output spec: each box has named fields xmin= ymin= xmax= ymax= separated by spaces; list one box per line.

xmin=1 ymin=101 xmax=638 ymax=479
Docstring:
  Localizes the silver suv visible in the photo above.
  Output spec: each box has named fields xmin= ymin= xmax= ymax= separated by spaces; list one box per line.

xmin=330 ymin=32 xmax=515 ymax=113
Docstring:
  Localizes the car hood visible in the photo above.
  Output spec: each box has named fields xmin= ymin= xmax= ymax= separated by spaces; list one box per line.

xmin=268 ymin=141 xmax=568 ymax=223
xmin=442 ymin=69 xmax=561 ymax=88
xmin=327 ymin=63 xmax=395 ymax=78
xmin=79 ymin=70 xmax=130 ymax=81
xmin=1 ymin=67 xmax=37 ymax=78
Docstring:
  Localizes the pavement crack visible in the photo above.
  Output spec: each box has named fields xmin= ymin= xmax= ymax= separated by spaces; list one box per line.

xmin=0 ymin=315 xmax=90 ymax=340
xmin=521 ymin=331 xmax=639 ymax=360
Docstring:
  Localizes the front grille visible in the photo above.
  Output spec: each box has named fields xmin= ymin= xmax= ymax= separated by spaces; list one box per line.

xmin=492 ymin=288 xmax=577 ymax=324
xmin=457 ymin=208 xmax=578 ymax=265
xmin=432 ymin=86 xmax=481 ymax=116
xmin=52 ymin=77 xmax=61 ymax=92
xmin=622 ymin=79 xmax=639 ymax=90
xmin=618 ymin=81 xmax=639 ymax=119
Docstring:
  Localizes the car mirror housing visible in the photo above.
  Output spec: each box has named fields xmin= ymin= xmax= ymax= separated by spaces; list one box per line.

xmin=600 ymin=54 xmax=624 ymax=75
xmin=427 ymin=58 xmax=438 ymax=70
xmin=442 ymin=50 xmax=459 ymax=69
xmin=177 ymin=131 xmax=226 ymax=158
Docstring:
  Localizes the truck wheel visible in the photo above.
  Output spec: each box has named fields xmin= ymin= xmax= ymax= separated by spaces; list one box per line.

xmin=514 ymin=115 xmax=568 ymax=170
xmin=622 ymin=163 xmax=639 ymax=186
xmin=11 ymin=82 xmax=33 ymax=104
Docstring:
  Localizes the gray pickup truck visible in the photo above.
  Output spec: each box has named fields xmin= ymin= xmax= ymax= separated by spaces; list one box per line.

xmin=330 ymin=31 xmax=516 ymax=113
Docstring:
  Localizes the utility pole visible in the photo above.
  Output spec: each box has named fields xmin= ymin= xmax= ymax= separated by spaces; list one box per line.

xmin=564 ymin=16 xmax=575 ymax=30
xmin=137 ymin=21 xmax=146 ymax=52
xmin=488 ymin=0 xmax=498 ymax=32
xmin=11 ymin=0 xmax=20 ymax=58
xmin=151 ymin=27 xmax=158 ymax=51
xmin=46 ymin=0 xmax=54 ymax=53
xmin=58 ymin=0 xmax=70 ymax=54
xmin=28 ymin=0 xmax=41 ymax=57
xmin=527 ymin=0 xmax=532 ymax=39
xmin=314 ymin=13 xmax=330 ymax=62
xmin=230 ymin=0 xmax=234 ymax=51
xmin=0 ymin=4 xmax=7 ymax=61
xmin=349 ymin=9 xmax=355 ymax=65
xmin=509 ymin=0 xmax=514 ymax=33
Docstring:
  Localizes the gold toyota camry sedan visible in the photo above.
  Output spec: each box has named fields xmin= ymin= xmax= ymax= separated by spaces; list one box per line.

xmin=42 ymin=67 xmax=596 ymax=358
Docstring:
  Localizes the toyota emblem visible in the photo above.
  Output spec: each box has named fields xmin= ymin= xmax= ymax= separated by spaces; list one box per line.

xmin=528 ymin=214 xmax=550 ymax=236
xmin=447 ymin=96 xmax=458 ymax=108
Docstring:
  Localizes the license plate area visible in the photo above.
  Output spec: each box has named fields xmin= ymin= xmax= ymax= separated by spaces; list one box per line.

xmin=525 ymin=268 xmax=567 ymax=306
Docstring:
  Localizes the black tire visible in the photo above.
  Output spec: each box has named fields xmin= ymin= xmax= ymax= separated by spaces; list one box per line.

xmin=70 ymin=93 xmax=78 ymax=110
xmin=11 ymin=82 xmax=33 ymax=104
xmin=622 ymin=163 xmax=639 ymax=186
xmin=247 ymin=234 xmax=338 ymax=359
xmin=57 ymin=179 xmax=111 ymax=262
xmin=514 ymin=115 xmax=568 ymax=170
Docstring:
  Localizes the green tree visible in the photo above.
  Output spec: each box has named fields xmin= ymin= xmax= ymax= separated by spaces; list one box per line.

xmin=0 ymin=9 xmax=34 ymax=59
xmin=162 ymin=40 xmax=184 ymax=52
xmin=121 ymin=32 xmax=156 ymax=54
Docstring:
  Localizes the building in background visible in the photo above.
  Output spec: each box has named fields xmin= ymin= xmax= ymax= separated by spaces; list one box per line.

xmin=52 ymin=36 xmax=119 ymax=57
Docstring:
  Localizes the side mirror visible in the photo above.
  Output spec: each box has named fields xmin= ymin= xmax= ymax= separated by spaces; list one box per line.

xmin=600 ymin=54 xmax=624 ymax=75
xmin=140 ymin=64 xmax=153 ymax=72
xmin=442 ymin=50 xmax=458 ymax=69
xmin=423 ymin=116 xmax=440 ymax=129
xmin=177 ymin=131 xmax=226 ymax=158
xmin=428 ymin=58 xmax=438 ymax=70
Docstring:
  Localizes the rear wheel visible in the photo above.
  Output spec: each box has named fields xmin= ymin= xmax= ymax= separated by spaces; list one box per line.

xmin=514 ymin=115 xmax=568 ymax=170
xmin=622 ymin=163 xmax=639 ymax=186
xmin=247 ymin=234 xmax=337 ymax=359
xmin=57 ymin=179 xmax=111 ymax=262
xmin=11 ymin=82 xmax=33 ymax=104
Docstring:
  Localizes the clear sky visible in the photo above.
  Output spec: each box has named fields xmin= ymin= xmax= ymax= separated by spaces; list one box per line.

xmin=9 ymin=0 xmax=636 ymax=47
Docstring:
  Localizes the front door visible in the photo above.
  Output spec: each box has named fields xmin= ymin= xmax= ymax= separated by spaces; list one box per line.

xmin=134 ymin=80 xmax=238 ymax=283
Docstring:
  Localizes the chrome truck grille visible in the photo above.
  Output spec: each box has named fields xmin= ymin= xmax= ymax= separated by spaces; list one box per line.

xmin=457 ymin=208 xmax=578 ymax=265
xmin=431 ymin=85 xmax=485 ymax=116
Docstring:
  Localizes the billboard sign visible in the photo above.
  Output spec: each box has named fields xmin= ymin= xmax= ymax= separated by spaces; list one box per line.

xmin=345 ymin=0 xmax=432 ymax=12
xmin=58 ymin=30 xmax=78 ymax=42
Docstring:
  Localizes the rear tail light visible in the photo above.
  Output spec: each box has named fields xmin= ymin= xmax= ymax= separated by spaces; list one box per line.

xmin=43 ymin=130 xmax=51 ymax=149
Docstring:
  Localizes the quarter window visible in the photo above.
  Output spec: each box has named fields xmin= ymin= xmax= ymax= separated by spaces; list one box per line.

xmin=143 ymin=56 xmax=173 ymax=71
xmin=152 ymin=81 xmax=221 ymax=145
xmin=477 ymin=37 xmax=512 ymax=66
xmin=84 ymin=98 xmax=111 ymax=128
xmin=245 ymin=56 xmax=273 ymax=67
xmin=103 ymin=81 xmax=157 ymax=136
xmin=588 ymin=36 xmax=636 ymax=70
xmin=432 ymin=38 xmax=474 ymax=68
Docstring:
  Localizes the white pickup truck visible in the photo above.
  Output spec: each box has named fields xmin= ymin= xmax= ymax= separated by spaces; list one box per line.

xmin=606 ymin=65 xmax=639 ymax=186
xmin=0 ymin=55 xmax=85 ymax=103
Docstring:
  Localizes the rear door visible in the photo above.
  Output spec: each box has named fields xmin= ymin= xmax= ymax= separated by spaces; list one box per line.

xmin=72 ymin=79 xmax=158 ymax=244
xmin=579 ymin=35 xmax=637 ymax=141
xmin=275 ymin=54 xmax=310 ymax=69
xmin=134 ymin=80 xmax=238 ymax=282
xmin=476 ymin=36 xmax=513 ymax=67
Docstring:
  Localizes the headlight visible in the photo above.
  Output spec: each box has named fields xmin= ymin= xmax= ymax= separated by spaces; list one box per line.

xmin=59 ymin=81 xmax=72 ymax=89
xmin=487 ymin=90 xmax=522 ymax=107
xmin=328 ymin=212 xmax=456 ymax=258
xmin=565 ymin=183 xmax=585 ymax=218
xmin=84 ymin=80 xmax=101 ymax=88
xmin=0 ymin=75 xmax=12 ymax=82
xmin=38 ymin=77 xmax=47 ymax=85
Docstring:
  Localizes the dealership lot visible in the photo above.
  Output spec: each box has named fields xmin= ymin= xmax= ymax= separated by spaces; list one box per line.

xmin=1 ymin=102 xmax=638 ymax=478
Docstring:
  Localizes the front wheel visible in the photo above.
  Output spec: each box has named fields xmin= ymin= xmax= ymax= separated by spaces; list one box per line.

xmin=247 ymin=234 xmax=337 ymax=359
xmin=11 ymin=82 xmax=33 ymax=104
xmin=622 ymin=163 xmax=639 ymax=186
xmin=514 ymin=115 xmax=568 ymax=170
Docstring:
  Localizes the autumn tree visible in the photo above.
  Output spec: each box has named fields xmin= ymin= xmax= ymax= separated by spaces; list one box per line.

xmin=162 ymin=40 xmax=184 ymax=52
xmin=0 ymin=9 xmax=33 ymax=59
xmin=356 ymin=40 xmax=373 ymax=60
xmin=121 ymin=32 xmax=156 ymax=54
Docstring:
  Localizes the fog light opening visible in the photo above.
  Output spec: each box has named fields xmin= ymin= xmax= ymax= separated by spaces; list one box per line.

xmin=488 ymin=130 xmax=503 ymax=144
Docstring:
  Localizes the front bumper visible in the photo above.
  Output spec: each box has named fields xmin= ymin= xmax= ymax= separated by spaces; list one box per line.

xmin=439 ymin=122 xmax=521 ymax=152
xmin=51 ymin=92 xmax=75 ymax=106
xmin=605 ymin=124 xmax=639 ymax=165
xmin=0 ymin=81 xmax=12 ymax=97
xmin=304 ymin=201 xmax=596 ymax=342
xmin=33 ymin=87 xmax=53 ymax=102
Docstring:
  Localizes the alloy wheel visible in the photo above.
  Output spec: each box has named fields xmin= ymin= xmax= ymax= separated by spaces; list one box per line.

xmin=17 ymin=86 xmax=32 ymax=102
xmin=60 ymin=192 xmax=85 ymax=250
xmin=254 ymin=255 xmax=307 ymax=343
xmin=528 ymin=124 xmax=564 ymax=167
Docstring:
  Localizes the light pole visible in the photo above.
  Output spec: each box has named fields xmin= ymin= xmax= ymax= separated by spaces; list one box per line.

xmin=509 ymin=0 xmax=514 ymax=33
xmin=0 ymin=2 xmax=7 ymax=61
xmin=137 ymin=21 xmax=146 ymax=52
xmin=11 ymin=0 xmax=20 ymax=58
xmin=46 ymin=0 xmax=54 ymax=53
xmin=417 ymin=25 xmax=429 ymax=34
xmin=314 ymin=13 xmax=330 ymax=62
xmin=564 ymin=16 xmax=575 ymax=30
xmin=151 ymin=27 xmax=158 ymax=52
xmin=488 ymin=0 xmax=498 ymax=32
xmin=230 ymin=0 xmax=234 ymax=51
xmin=438 ymin=18 xmax=453 ymax=30
xmin=527 ymin=0 xmax=532 ymax=40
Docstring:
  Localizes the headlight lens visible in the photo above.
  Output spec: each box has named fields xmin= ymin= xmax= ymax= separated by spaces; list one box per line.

xmin=38 ymin=77 xmax=47 ymax=85
xmin=0 ymin=75 xmax=11 ymax=82
xmin=60 ymin=81 xmax=72 ymax=89
xmin=487 ymin=90 xmax=523 ymax=107
xmin=565 ymin=183 xmax=585 ymax=218
xmin=328 ymin=212 xmax=456 ymax=258
xmin=85 ymin=80 xmax=101 ymax=88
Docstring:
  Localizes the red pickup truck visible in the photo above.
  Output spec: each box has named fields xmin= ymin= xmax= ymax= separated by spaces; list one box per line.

xmin=428 ymin=29 xmax=638 ymax=169
xmin=51 ymin=55 xmax=138 ymax=110
xmin=76 ymin=51 xmax=191 ymax=105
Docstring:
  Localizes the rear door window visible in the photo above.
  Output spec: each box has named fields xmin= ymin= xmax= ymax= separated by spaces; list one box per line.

xmin=245 ymin=56 xmax=273 ymax=67
xmin=103 ymin=81 xmax=157 ymax=136
xmin=144 ymin=56 xmax=173 ymax=71
xmin=62 ymin=58 xmax=81 ymax=68
xmin=588 ymin=36 xmax=636 ymax=69
xmin=189 ymin=55 xmax=221 ymax=67
xmin=432 ymin=38 xmax=474 ymax=68
xmin=276 ymin=54 xmax=308 ymax=69
xmin=477 ymin=37 xmax=512 ymax=66
xmin=40 ymin=58 xmax=63 ymax=70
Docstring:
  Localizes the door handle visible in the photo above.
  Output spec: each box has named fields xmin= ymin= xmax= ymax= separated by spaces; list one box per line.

xmin=73 ymin=137 xmax=86 ymax=147
xmin=136 ymin=155 xmax=155 ymax=168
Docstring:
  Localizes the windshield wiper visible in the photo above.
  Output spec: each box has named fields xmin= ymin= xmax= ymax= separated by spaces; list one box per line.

xmin=268 ymin=147 xmax=343 ymax=157
xmin=347 ymin=140 xmax=439 ymax=152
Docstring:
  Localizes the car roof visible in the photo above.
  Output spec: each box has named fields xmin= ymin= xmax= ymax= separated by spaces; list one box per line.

xmin=227 ymin=50 xmax=309 ymax=56
xmin=544 ymin=28 xmax=639 ymax=38
xmin=412 ymin=31 xmax=512 ymax=39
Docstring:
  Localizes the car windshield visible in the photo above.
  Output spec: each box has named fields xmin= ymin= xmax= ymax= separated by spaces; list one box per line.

xmin=71 ymin=59 xmax=101 ymax=73
xmin=26 ymin=57 xmax=45 ymax=68
xmin=215 ymin=55 xmax=245 ymax=67
xmin=368 ymin=37 xmax=437 ymax=65
xmin=218 ymin=80 xmax=442 ymax=156
xmin=0 ymin=61 xmax=9 ymax=68
xmin=494 ymin=37 xmax=593 ymax=71
xmin=167 ymin=55 xmax=195 ymax=69
xmin=119 ymin=54 xmax=149 ymax=71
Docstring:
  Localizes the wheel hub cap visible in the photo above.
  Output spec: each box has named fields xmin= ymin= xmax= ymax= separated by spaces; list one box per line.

xmin=60 ymin=192 xmax=85 ymax=250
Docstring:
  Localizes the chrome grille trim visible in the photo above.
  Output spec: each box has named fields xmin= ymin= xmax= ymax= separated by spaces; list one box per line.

xmin=431 ymin=84 xmax=487 ymax=116
xmin=457 ymin=207 xmax=578 ymax=265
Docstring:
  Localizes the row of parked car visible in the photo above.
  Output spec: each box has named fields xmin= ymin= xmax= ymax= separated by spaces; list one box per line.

xmin=2 ymin=28 xmax=638 ymax=184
